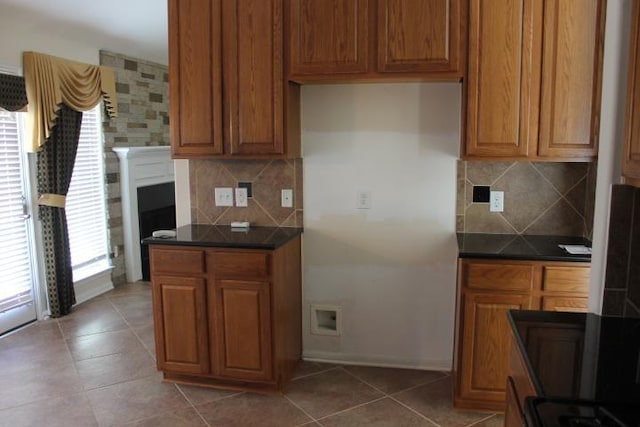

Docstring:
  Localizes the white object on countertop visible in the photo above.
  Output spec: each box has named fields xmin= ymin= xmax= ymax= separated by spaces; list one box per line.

xmin=152 ymin=230 xmax=176 ymax=238
xmin=230 ymin=221 xmax=250 ymax=228
xmin=558 ymin=244 xmax=592 ymax=255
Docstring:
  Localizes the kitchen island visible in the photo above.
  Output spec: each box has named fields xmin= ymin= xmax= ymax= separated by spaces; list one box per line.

xmin=143 ymin=224 xmax=303 ymax=393
xmin=506 ymin=310 xmax=640 ymax=425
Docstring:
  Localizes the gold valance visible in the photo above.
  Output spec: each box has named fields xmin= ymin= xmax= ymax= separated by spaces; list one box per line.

xmin=23 ymin=51 xmax=118 ymax=152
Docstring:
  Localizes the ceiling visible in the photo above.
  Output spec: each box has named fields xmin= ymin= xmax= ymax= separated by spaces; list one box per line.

xmin=0 ymin=0 xmax=168 ymax=64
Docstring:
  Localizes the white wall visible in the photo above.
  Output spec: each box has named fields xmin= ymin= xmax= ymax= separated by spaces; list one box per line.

xmin=302 ymin=83 xmax=460 ymax=369
xmin=0 ymin=5 xmax=99 ymax=67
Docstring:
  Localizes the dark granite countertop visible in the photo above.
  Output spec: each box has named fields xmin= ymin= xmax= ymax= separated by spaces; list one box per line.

xmin=142 ymin=224 xmax=303 ymax=250
xmin=457 ymin=233 xmax=592 ymax=262
xmin=508 ymin=310 xmax=640 ymax=404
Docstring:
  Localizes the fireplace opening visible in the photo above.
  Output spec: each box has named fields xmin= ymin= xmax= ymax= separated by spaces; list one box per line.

xmin=138 ymin=182 xmax=176 ymax=281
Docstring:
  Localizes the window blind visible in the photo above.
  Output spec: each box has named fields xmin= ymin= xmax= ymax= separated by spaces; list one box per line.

xmin=66 ymin=105 xmax=110 ymax=277
xmin=0 ymin=110 xmax=33 ymax=312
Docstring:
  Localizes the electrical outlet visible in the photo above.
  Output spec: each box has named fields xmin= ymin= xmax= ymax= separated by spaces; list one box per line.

xmin=214 ymin=187 xmax=234 ymax=207
xmin=490 ymin=191 xmax=504 ymax=212
xmin=356 ymin=191 xmax=372 ymax=209
xmin=235 ymin=188 xmax=248 ymax=207
xmin=281 ymin=189 xmax=293 ymax=208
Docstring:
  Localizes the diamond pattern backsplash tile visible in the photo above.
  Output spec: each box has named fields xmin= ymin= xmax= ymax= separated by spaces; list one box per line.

xmin=457 ymin=161 xmax=596 ymax=237
xmin=190 ymin=159 xmax=303 ymax=227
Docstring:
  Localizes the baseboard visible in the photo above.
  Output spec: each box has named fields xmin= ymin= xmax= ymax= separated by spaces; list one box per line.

xmin=302 ymin=349 xmax=452 ymax=372
xmin=74 ymin=268 xmax=114 ymax=305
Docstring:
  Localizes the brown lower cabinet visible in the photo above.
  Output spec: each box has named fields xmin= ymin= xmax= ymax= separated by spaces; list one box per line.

xmin=453 ymin=258 xmax=589 ymax=412
xmin=150 ymin=236 xmax=301 ymax=392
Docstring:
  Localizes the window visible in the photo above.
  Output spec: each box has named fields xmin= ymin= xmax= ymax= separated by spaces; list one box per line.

xmin=66 ymin=104 xmax=110 ymax=280
xmin=0 ymin=109 xmax=35 ymax=312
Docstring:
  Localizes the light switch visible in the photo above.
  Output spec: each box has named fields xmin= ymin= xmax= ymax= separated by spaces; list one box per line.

xmin=214 ymin=187 xmax=234 ymax=207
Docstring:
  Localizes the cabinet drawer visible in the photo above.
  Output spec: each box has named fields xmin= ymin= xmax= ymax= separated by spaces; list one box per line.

xmin=151 ymin=248 xmax=206 ymax=275
xmin=542 ymin=266 xmax=590 ymax=293
xmin=463 ymin=262 xmax=535 ymax=291
xmin=542 ymin=296 xmax=588 ymax=312
xmin=212 ymin=252 xmax=270 ymax=278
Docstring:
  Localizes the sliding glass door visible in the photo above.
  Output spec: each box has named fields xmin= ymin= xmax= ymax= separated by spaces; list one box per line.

xmin=0 ymin=109 xmax=37 ymax=335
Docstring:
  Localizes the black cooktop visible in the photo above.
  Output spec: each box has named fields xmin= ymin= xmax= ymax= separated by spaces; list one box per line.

xmin=525 ymin=398 xmax=640 ymax=427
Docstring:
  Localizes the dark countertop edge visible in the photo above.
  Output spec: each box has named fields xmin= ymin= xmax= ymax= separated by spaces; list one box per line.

xmin=457 ymin=233 xmax=592 ymax=263
xmin=507 ymin=310 xmax=547 ymax=396
xmin=459 ymin=253 xmax=592 ymax=263
xmin=507 ymin=310 xmax=592 ymax=398
xmin=142 ymin=238 xmax=284 ymax=250
xmin=142 ymin=226 xmax=303 ymax=250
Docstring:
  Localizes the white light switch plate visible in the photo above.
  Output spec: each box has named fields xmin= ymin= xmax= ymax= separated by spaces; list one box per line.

xmin=214 ymin=187 xmax=234 ymax=207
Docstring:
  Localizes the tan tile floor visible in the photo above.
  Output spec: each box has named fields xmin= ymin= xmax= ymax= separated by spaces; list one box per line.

xmin=0 ymin=283 xmax=503 ymax=426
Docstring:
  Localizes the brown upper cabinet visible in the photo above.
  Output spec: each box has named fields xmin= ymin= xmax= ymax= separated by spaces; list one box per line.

xmin=463 ymin=0 xmax=605 ymax=161
xmin=169 ymin=0 xmax=300 ymax=159
xmin=287 ymin=0 xmax=464 ymax=81
xmin=623 ymin=0 xmax=640 ymax=186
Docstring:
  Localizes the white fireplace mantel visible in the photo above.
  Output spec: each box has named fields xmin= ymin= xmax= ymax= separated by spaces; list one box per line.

xmin=113 ymin=146 xmax=174 ymax=282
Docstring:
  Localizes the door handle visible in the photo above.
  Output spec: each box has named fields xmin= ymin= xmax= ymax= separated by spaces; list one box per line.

xmin=21 ymin=195 xmax=31 ymax=220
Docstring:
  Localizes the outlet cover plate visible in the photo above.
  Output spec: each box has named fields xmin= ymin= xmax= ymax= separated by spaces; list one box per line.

xmin=235 ymin=187 xmax=248 ymax=207
xmin=281 ymin=189 xmax=293 ymax=208
xmin=490 ymin=191 xmax=504 ymax=212
xmin=356 ymin=190 xmax=372 ymax=209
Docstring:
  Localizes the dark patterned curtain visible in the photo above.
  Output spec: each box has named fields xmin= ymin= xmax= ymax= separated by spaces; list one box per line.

xmin=0 ymin=73 xmax=28 ymax=111
xmin=37 ymin=105 xmax=83 ymax=317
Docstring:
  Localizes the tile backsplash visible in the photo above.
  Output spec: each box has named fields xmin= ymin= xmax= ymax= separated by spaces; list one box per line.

xmin=456 ymin=161 xmax=596 ymax=238
xmin=602 ymin=184 xmax=640 ymax=318
xmin=190 ymin=159 xmax=303 ymax=227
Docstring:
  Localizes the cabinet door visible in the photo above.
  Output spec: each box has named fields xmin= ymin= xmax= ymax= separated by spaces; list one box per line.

xmin=524 ymin=325 xmax=585 ymax=397
xmin=223 ymin=0 xmax=284 ymax=155
xmin=377 ymin=0 xmax=461 ymax=74
xmin=623 ymin=0 xmax=640 ymax=184
xmin=168 ymin=0 xmax=223 ymax=158
xmin=465 ymin=0 xmax=542 ymax=158
xmin=537 ymin=0 xmax=604 ymax=159
xmin=289 ymin=0 xmax=369 ymax=76
xmin=458 ymin=292 xmax=533 ymax=404
xmin=152 ymin=275 xmax=210 ymax=374
xmin=214 ymin=279 xmax=273 ymax=381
